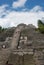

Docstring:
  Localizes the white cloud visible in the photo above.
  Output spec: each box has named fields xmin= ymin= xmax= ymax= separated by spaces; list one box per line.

xmin=0 ymin=5 xmax=44 ymax=28
xmin=12 ymin=0 xmax=27 ymax=8
xmin=0 ymin=4 xmax=8 ymax=12
xmin=0 ymin=4 xmax=9 ymax=17
xmin=30 ymin=6 xmax=43 ymax=12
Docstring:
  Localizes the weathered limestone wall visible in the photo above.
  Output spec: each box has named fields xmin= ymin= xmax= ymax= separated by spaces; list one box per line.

xmin=8 ymin=53 xmax=35 ymax=65
xmin=34 ymin=50 xmax=44 ymax=65
xmin=0 ymin=24 xmax=44 ymax=65
xmin=12 ymin=49 xmax=34 ymax=55
xmin=0 ymin=49 xmax=10 ymax=65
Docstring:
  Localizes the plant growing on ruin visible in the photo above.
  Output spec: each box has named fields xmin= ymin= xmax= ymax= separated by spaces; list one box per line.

xmin=38 ymin=20 xmax=44 ymax=33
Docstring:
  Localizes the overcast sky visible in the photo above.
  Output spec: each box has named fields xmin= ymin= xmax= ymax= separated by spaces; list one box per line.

xmin=0 ymin=0 xmax=44 ymax=28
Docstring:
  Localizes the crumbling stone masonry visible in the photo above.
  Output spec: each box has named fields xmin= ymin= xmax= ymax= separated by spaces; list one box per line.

xmin=0 ymin=24 xmax=44 ymax=65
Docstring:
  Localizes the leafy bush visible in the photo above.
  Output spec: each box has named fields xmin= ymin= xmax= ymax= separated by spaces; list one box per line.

xmin=38 ymin=20 xmax=44 ymax=33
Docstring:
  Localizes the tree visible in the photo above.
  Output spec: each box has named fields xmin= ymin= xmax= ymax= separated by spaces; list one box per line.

xmin=0 ymin=26 xmax=6 ymax=33
xmin=0 ymin=26 xmax=2 ymax=30
xmin=0 ymin=26 xmax=2 ymax=33
xmin=38 ymin=20 xmax=44 ymax=33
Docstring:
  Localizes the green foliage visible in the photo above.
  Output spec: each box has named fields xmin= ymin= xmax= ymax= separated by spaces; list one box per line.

xmin=0 ymin=26 xmax=2 ymax=30
xmin=0 ymin=26 xmax=6 ymax=33
xmin=38 ymin=20 xmax=44 ymax=33
xmin=0 ymin=26 xmax=2 ymax=33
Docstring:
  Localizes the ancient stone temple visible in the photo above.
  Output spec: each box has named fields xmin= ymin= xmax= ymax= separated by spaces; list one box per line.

xmin=0 ymin=24 xmax=44 ymax=65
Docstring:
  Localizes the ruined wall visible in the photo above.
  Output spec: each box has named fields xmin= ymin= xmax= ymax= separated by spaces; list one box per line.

xmin=0 ymin=24 xmax=44 ymax=65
